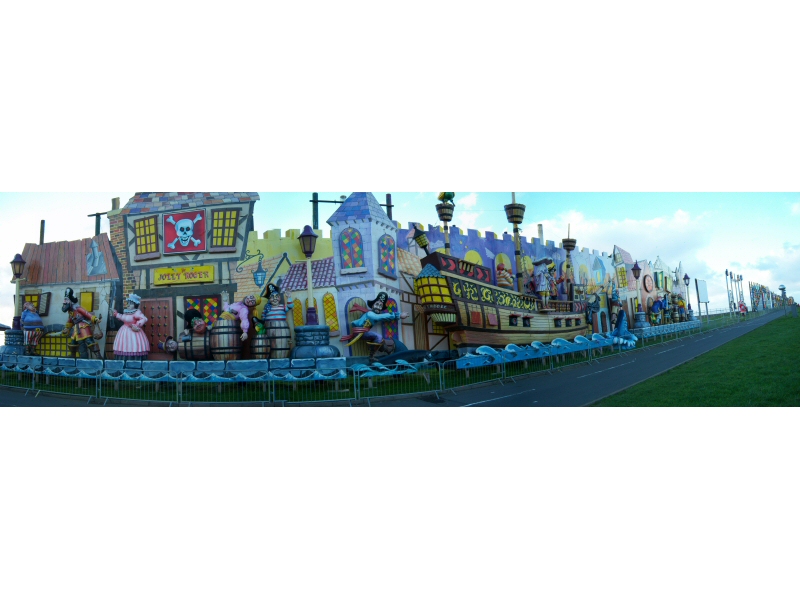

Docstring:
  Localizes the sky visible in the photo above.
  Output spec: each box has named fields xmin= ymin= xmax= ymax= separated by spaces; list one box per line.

xmin=1 ymin=192 xmax=797 ymax=327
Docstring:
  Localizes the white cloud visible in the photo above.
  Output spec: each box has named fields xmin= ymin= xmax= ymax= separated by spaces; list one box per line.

xmin=791 ymin=202 xmax=800 ymax=215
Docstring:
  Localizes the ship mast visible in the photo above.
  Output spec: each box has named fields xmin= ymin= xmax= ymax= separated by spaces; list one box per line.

xmin=504 ymin=192 xmax=526 ymax=294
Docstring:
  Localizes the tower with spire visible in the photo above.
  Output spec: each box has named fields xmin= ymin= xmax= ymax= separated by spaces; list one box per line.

xmin=327 ymin=192 xmax=402 ymax=354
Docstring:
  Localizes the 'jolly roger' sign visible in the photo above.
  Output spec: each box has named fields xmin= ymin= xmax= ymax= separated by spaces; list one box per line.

xmin=163 ymin=210 xmax=207 ymax=254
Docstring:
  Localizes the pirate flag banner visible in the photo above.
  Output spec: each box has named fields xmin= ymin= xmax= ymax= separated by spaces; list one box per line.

xmin=163 ymin=209 xmax=207 ymax=254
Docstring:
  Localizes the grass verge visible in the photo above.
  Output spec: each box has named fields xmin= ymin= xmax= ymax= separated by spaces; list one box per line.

xmin=595 ymin=315 xmax=799 ymax=406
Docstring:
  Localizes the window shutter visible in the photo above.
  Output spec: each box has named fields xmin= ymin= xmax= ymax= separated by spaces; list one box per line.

xmin=80 ymin=291 xmax=93 ymax=312
xmin=39 ymin=292 xmax=51 ymax=317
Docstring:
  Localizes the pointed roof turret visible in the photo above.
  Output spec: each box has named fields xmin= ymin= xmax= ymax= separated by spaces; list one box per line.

xmin=327 ymin=192 xmax=392 ymax=226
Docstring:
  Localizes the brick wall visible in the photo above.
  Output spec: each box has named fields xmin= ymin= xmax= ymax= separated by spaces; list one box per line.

xmin=108 ymin=211 xmax=136 ymax=296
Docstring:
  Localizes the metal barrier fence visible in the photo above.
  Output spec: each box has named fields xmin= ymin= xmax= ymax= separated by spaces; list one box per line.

xmin=0 ymin=308 xmax=783 ymax=405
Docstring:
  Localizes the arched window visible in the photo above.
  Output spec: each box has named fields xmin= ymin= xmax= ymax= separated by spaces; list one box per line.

xmin=340 ymin=227 xmax=365 ymax=270
xmin=323 ymin=292 xmax=339 ymax=336
xmin=345 ymin=297 xmax=368 ymax=357
xmin=383 ymin=298 xmax=399 ymax=340
xmin=377 ymin=234 xmax=396 ymax=278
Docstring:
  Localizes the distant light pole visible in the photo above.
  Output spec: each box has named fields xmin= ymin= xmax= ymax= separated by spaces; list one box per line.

xmin=298 ymin=225 xmax=319 ymax=326
xmin=10 ymin=253 xmax=27 ymax=331
xmin=725 ymin=269 xmax=733 ymax=316
xmin=683 ymin=273 xmax=691 ymax=320
xmin=779 ymin=285 xmax=787 ymax=316
xmin=632 ymin=260 xmax=642 ymax=313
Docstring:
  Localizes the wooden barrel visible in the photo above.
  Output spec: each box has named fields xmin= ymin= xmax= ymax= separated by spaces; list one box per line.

xmin=266 ymin=319 xmax=291 ymax=359
xmin=210 ymin=320 xmax=243 ymax=362
xmin=178 ymin=331 xmax=212 ymax=361
xmin=250 ymin=333 xmax=271 ymax=360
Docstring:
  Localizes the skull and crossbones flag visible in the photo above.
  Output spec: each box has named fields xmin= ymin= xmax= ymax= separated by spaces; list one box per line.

xmin=163 ymin=210 xmax=207 ymax=254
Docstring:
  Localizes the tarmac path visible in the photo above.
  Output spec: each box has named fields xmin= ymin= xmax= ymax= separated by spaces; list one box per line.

xmin=377 ymin=311 xmax=785 ymax=407
xmin=0 ymin=311 xmax=784 ymax=407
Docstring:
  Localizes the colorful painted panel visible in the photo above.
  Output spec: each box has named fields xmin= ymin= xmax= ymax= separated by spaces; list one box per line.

xmin=378 ymin=234 xmax=396 ymax=278
xmin=384 ymin=298 xmax=398 ymax=339
xmin=185 ymin=296 xmax=221 ymax=326
xmin=323 ymin=292 xmax=339 ymax=336
xmin=163 ymin=210 xmax=207 ymax=254
xmin=293 ymin=299 xmax=304 ymax=327
xmin=340 ymin=227 xmax=364 ymax=269
xmin=345 ymin=297 xmax=368 ymax=357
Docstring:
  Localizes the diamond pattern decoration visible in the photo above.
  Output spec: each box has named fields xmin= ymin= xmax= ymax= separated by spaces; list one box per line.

xmin=323 ymin=292 xmax=339 ymax=335
xmin=340 ymin=227 xmax=364 ymax=269
xmin=378 ymin=234 xmax=396 ymax=277
xmin=384 ymin=298 xmax=398 ymax=340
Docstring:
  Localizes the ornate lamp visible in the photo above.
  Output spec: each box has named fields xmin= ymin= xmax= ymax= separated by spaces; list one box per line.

xmin=253 ymin=258 xmax=267 ymax=288
xmin=10 ymin=253 xmax=26 ymax=331
xmin=631 ymin=261 xmax=642 ymax=313
xmin=412 ymin=226 xmax=431 ymax=256
xmin=298 ymin=226 xmax=319 ymax=325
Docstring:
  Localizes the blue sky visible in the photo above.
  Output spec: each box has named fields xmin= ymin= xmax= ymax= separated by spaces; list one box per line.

xmin=1 ymin=192 xmax=797 ymax=326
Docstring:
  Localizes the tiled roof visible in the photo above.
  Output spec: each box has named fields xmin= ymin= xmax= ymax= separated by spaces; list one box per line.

xmin=15 ymin=234 xmax=121 ymax=285
xmin=327 ymin=192 xmax=391 ymax=225
xmin=417 ymin=264 xmax=442 ymax=279
xmin=282 ymin=256 xmax=336 ymax=291
xmin=614 ymin=245 xmax=634 ymax=265
xmin=120 ymin=192 xmax=260 ymax=215
xmin=398 ymin=248 xmax=422 ymax=276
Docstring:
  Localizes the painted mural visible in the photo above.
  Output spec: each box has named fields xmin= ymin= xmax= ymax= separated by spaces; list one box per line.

xmin=2 ymin=192 xmax=716 ymax=365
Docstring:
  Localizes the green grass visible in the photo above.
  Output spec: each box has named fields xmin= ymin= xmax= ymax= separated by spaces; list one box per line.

xmin=596 ymin=315 xmax=800 ymax=406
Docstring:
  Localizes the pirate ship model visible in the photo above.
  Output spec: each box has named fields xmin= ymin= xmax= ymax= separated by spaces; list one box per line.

xmin=413 ymin=194 xmax=590 ymax=350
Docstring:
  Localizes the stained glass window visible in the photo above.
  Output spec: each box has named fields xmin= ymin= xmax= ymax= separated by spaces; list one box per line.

xmin=384 ymin=298 xmax=398 ymax=339
xmin=184 ymin=296 xmax=221 ymax=326
xmin=377 ymin=234 xmax=396 ymax=278
xmin=340 ymin=227 xmax=364 ymax=270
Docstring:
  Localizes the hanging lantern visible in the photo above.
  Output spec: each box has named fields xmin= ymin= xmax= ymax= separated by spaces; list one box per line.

xmin=253 ymin=258 xmax=267 ymax=288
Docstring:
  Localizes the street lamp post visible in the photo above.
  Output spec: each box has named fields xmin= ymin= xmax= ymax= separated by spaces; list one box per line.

xmin=725 ymin=269 xmax=732 ymax=316
xmin=631 ymin=260 xmax=649 ymax=331
xmin=779 ymin=285 xmax=787 ymax=316
xmin=298 ymin=226 xmax=319 ymax=326
xmin=10 ymin=253 xmax=27 ymax=331
xmin=683 ymin=273 xmax=691 ymax=321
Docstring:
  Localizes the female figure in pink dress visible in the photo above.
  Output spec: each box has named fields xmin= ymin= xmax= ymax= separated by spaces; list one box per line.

xmin=112 ymin=293 xmax=150 ymax=359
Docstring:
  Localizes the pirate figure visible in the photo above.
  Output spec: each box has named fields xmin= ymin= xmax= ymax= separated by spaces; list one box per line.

xmin=528 ymin=258 xmax=564 ymax=308
xmin=21 ymin=301 xmax=45 ymax=356
xmin=340 ymin=292 xmax=408 ymax=360
xmin=111 ymin=293 xmax=150 ymax=359
xmin=256 ymin=282 xmax=294 ymax=359
xmin=180 ymin=308 xmax=206 ymax=342
xmin=61 ymin=288 xmax=102 ymax=358
xmin=218 ymin=294 xmax=261 ymax=342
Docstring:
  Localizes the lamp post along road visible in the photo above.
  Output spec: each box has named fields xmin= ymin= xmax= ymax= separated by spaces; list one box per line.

xmin=683 ymin=273 xmax=691 ymax=320
xmin=10 ymin=253 xmax=27 ymax=331
xmin=298 ymin=226 xmax=319 ymax=326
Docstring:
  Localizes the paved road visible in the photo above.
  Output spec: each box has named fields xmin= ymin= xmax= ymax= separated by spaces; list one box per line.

xmin=377 ymin=311 xmax=785 ymax=407
xmin=0 ymin=312 xmax=783 ymax=407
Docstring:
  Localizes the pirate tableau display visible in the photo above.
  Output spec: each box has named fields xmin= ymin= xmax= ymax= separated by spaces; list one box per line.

xmin=21 ymin=301 xmax=44 ymax=355
xmin=340 ymin=292 xmax=408 ymax=360
xmin=254 ymin=282 xmax=294 ymax=359
xmin=61 ymin=288 xmax=102 ymax=358
xmin=218 ymin=295 xmax=261 ymax=341
xmin=528 ymin=258 xmax=565 ymax=308
xmin=112 ymin=293 xmax=150 ymax=358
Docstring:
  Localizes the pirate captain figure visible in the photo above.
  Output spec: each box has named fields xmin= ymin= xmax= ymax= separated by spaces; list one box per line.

xmin=112 ymin=293 xmax=150 ymax=359
xmin=61 ymin=288 xmax=102 ymax=358
xmin=21 ymin=301 xmax=45 ymax=356
xmin=340 ymin=292 xmax=408 ymax=360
